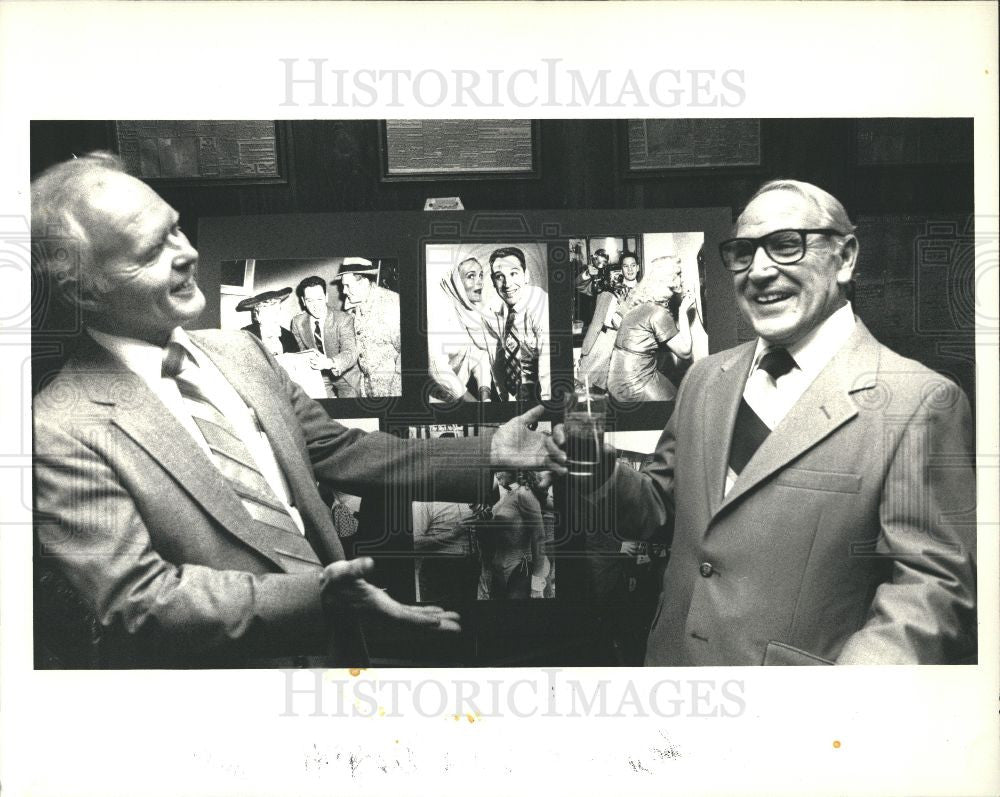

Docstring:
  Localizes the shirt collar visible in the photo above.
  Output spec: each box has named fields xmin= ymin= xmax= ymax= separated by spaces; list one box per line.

xmin=752 ymin=302 xmax=856 ymax=380
xmin=88 ymin=326 xmax=200 ymax=384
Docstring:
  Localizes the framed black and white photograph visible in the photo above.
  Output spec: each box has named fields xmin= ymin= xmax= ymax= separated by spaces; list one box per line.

xmin=11 ymin=2 xmax=996 ymax=784
xmin=219 ymin=256 xmax=401 ymax=399
xmin=572 ymin=231 xmax=708 ymax=404
xmin=408 ymin=422 xmax=556 ymax=604
xmin=424 ymin=241 xmax=551 ymax=403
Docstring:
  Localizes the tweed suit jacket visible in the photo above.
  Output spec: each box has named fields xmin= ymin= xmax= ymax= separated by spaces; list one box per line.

xmin=33 ymin=330 xmax=491 ymax=667
xmin=613 ymin=320 xmax=977 ymax=666
xmin=290 ymin=310 xmax=362 ymax=397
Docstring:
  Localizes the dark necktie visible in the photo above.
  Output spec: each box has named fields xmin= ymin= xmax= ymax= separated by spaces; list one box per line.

xmin=313 ymin=320 xmax=325 ymax=355
xmin=162 ymin=342 xmax=302 ymax=539
xmin=501 ymin=310 xmax=522 ymax=400
xmin=728 ymin=347 xmax=796 ymax=476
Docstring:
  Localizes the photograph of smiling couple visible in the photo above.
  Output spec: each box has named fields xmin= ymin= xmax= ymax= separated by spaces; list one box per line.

xmin=425 ymin=242 xmax=551 ymax=403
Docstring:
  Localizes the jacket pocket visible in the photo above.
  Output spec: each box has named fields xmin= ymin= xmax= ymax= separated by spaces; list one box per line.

xmin=762 ymin=640 xmax=834 ymax=666
xmin=774 ymin=468 xmax=861 ymax=494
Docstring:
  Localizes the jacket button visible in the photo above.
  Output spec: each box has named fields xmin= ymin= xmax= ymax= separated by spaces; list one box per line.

xmin=699 ymin=562 xmax=714 ymax=578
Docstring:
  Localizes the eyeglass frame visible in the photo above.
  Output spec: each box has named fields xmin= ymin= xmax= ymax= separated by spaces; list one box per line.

xmin=718 ymin=228 xmax=850 ymax=273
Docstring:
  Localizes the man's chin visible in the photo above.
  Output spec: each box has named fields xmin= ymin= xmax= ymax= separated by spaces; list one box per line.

xmin=175 ymin=291 xmax=206 ymax=322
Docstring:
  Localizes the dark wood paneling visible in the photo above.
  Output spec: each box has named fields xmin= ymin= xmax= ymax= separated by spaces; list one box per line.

xmin=31 ymin=118 xmax=976 ymax=398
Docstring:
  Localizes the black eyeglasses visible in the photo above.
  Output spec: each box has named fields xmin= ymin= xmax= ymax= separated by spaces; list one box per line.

xmin=719 ymin=228 xmax=847 ymax=272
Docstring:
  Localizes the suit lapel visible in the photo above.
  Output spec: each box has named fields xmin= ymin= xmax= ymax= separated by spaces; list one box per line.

xmin=701 ymin=342 xmax=756 ymax=518
xmin=191 ymin=332 xmax=338 ymax=565
xmin=715 ymin=322 xmax=881 ymax=516
xmin=324 ymin=315 xmax=338 ymax=349
xmin=70 ymin=339 xmax=290 ymax=569
xmin=191 ymin=332 xmax=313 ymax=493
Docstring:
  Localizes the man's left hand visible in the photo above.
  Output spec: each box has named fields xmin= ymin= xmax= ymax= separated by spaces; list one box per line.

xmin=321 ymin=558 xmax=461 ymax=632
xmin=491 ymin=405 xmax=567 ymax=474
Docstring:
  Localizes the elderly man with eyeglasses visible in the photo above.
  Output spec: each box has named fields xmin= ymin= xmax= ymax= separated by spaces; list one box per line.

xmin=559 ymin=179 xmax=976 ymax=666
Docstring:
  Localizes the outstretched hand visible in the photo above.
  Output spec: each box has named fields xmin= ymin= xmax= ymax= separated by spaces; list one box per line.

xmin=321 ymin=557 xmax=461 ymax=632
xmin=491 ymin=405 xmax=567 ymax=475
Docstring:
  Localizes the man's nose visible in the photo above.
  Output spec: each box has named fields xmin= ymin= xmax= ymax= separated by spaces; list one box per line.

xmin=745 ymin=245 xmax=778 ymax=282
xmin=170 ymin=231 xmax=198 ymax=268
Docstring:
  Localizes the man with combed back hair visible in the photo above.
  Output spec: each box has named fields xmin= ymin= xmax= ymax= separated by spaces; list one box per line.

xmin=556 ymin=179 xmax=976 ymax=666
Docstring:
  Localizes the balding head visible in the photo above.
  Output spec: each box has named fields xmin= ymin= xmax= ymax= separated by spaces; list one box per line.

xmin=31 ymin=152 xmax=204 ymax=343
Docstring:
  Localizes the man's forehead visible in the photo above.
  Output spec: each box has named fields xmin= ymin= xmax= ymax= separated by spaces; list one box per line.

xmin=491 ymin=255 xmax=523 ymax=272
xmin=79 ymin=171 xmax=174 ymax=254
xmin=82 ymin=171 xmax=168 ymax=225
xmin=737 ymin=189 xmax=822 ymax=234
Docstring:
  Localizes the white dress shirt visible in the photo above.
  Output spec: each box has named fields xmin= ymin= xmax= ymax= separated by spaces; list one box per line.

xmin=724 ymin=303 xmax=856 ymax=496
xmin=88 ymin=327 xmax=305 ymax=533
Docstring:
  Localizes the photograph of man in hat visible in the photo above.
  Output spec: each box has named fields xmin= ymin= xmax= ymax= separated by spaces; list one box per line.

xmin=332 ymin=257 xmax=401 ymax=398
xmin=236 ymin=287 xmax=299 ymax=356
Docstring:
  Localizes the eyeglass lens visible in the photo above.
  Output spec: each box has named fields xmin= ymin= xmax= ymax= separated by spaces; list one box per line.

xmin=722 ymin=230 xmax=806 ymax=270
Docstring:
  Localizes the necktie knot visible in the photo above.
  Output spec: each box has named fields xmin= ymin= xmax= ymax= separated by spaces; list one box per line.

xmin=758 ymin=347 xmax=795 ymax=381
xmin=162 ymin=341 xmax=188 ymax=379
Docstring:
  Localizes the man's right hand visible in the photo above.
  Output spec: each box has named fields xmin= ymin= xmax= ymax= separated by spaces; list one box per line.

xmin=309 ymin=353 xmax=336 ymax=371
xmin=551 ymin=423 xmax=617 ymax=485
xmin=321 ymin=558 xmax=461 ymax=632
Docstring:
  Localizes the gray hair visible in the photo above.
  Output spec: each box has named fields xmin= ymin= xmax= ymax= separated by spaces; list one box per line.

xmin=31 ymin=151 xmax=127 ymax=302
xmin=738 ymin=179 xmax=857 ymax=236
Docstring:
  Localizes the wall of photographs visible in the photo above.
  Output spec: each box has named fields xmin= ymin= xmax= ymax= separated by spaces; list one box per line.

xmin=30 ymin=118 xmax=975 ymax=665
xmin=197 ymin=207 xmax=732 ymax=665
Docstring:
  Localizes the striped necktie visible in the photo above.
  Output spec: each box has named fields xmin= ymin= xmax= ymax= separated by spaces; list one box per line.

xmin=313 ymin=320 xmax=325 ymax=355
xmin=728 ymin=347 xmax=796 ymax=476
xmin=162 ymin=342 xmax=302 ymax=538
xmin=501 ymin=310 xmax=522 ymax=400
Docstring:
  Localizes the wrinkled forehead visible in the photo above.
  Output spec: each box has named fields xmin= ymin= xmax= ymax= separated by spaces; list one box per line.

xmin=78 ymin=171 xmax=174 ymax=262
xmin=736 ymin=188 xmax=825 ymax=238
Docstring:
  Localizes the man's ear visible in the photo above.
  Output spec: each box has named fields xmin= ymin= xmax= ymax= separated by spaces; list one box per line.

xmin=54 ymin=269 xmax=108 ymax=315
xmin=836 ymin=235 xmax=859 ymax=288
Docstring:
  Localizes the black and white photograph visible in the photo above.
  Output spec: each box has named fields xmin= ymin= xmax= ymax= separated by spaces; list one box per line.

xmin=6 ymin=4 xmax=998 ymax=792
xmin=409 ymin=423 xmax=556 ymax=604
xmin=583 ymin=430 xmax=670 ymax=666
xmin=220 ymin=255 xmax=401 ymax=398
xmin=572 ymin=231 xmax=708 ymax=403
xmin=425 ymin=242 xmax=551 ymax=402
xmin=26 ymin=118 xmax=980 ymax=670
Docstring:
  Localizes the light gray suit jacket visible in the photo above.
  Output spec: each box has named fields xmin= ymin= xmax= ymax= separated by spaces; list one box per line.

xmin=613 ymin=320 xmax=976 ymax=665
xmin=290 ymin=310 xmax=361 ymax=397
xmin=33 ymin=330 xmax=491 ymax=667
